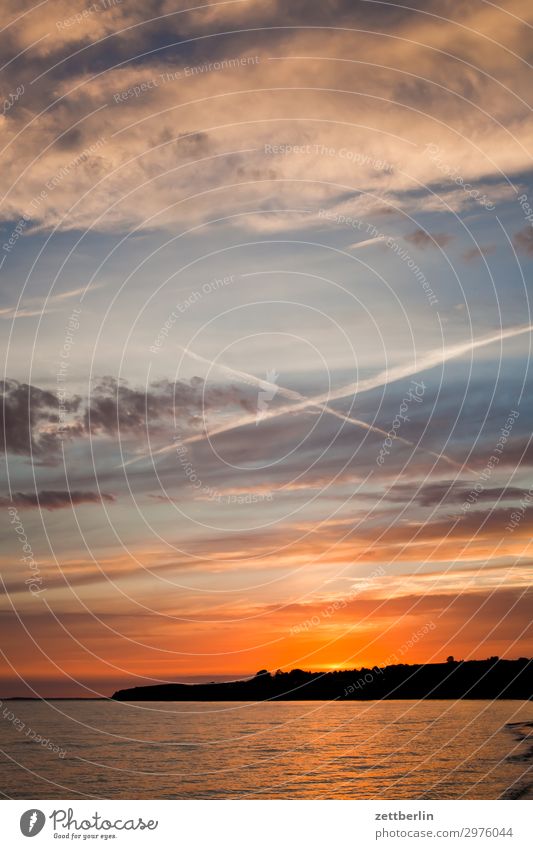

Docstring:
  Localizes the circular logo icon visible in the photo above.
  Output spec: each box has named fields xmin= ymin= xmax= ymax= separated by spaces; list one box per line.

xmin=20 ymin=810 xmax=46 ymax=837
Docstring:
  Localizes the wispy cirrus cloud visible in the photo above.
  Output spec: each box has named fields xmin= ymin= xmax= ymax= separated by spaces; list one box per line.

xmin=0 ymin=284 xmax=105 ymax=321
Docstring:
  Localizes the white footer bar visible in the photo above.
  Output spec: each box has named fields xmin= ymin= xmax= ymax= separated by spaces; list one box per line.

xmin=2 ymin=799 xmax=532 ymax=848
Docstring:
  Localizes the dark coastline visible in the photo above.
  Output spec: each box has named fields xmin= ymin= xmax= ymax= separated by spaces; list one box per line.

xmin=112 ymin=657 xmax=533 ymax=701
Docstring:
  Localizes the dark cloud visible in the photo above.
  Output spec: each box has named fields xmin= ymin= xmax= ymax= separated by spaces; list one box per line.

xmin=0 ymin=379 xmax=81 ymax=459
xmin=55 ymin=128 xmax=83 ymax=150
xmin=513 ymin=227 xmax=533 ymax=255
xmin=374 ymin=206 xmax=399 ymax=217
xmin=462 ymin=245 xmax=496 ymax=262
xmin=405 ymin=229 xmax=454 ymax=249
xmin=0 ymin=0 xmax=439 ymax=102
xmin=0 ymin=490 xmax=115 ymax=510
xmin=183 ymin=0 xmax=419 ymax=32
xmin=386 ymin=481 xmax=528 ymax=507
xmin=175 ymin=131 xmax=211 ymax=155
xmin=0 ymin=375 xmax=255 ymax=461
xmin=84 ymin=375 xmax=255 ymax=436
xmin=488 ymin=437 xmax=533 ymax=468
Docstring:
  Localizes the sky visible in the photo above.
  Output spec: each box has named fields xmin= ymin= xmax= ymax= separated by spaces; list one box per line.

xmin=0 ymin=0 xmax=532 ymax=697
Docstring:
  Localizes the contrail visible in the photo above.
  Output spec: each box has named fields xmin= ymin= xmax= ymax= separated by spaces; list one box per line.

xmin=122 ymin=324 xmax=531 ymax=468
xmin=176 ymin=346 xmax=461 ymax=469
xmin=347 ymin=235 xmax=389 ymax=250
xmin=177 ymin=324 xmax=532 ymax=443
xmin=123 ymin=349 xmax=419 ymax=467
xmin=180 ymin=345 xmax=412 ymax=440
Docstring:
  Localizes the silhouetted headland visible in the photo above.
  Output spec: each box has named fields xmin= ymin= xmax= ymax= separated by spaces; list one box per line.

xmin=112 ymin=657 xmax=532 ymax=701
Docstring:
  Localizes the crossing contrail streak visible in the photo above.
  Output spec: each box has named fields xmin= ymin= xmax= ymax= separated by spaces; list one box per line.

xmin=175 ymin=347 xmax=462 ymax=470
xmin=122 ymin=324 xmax=531 ymax=468
xmin=175 ymin=324 xmax=532 ymax=444
xmin=122 ymin=322 xmax=530 ymax=468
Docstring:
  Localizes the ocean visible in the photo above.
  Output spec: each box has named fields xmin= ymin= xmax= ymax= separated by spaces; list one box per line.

xmin=1 ymin=699 xmax=531 ymax=799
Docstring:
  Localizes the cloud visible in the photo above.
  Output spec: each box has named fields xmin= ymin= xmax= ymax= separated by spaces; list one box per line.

xmin=386 ymin=482 xmax=529 ymax=508
xmin=513 ymin=227 xmax=533 ymax=255
xmin=0 ymin=0 xmax=532 ymax=236
xmin=485 ymin=437 xmax=533 ymax=468
xmin=405 ymin=229 xmax=454 ymax=249
xmin=0 ymin=284 xmax=104 ymax=321
xmin=0 ymin=490 xmax=115 ymax=510
xmin=0 ymin=378 xmax=81 ymax=459
xmin=462 ymin=245 xmax=497 ymax=262
xmin=0 ymin=374 xmax=256 ymax=461
xmin=85 ymin=375 xmax=255 ymax=436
